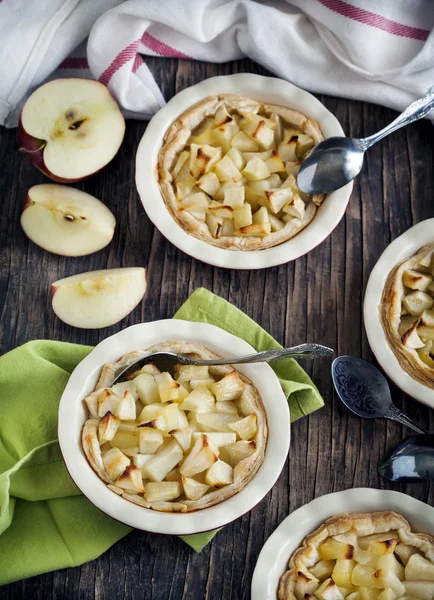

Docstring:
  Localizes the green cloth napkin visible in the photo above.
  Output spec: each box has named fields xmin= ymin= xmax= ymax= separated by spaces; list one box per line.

xmin=0 ymin=288 xmax=323 ymax=586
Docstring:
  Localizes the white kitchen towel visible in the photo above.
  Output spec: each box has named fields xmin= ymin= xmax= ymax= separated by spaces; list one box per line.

xmin=1 ymin=0 xmax=434 ymax=128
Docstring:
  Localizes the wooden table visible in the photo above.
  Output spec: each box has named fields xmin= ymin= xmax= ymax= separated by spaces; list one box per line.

xmin=1 ymin=57 xmax=433 ymax=600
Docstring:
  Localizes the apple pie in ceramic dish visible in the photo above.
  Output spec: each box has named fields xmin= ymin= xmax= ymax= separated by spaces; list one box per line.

xmin=279 ymin=511 xmax=434 ymax=600
xmin=157 ymin=94 xmax=325 ymax=250
xmin=82 ymin=341 xmax=267 ymax=513
xmin=380 ymin=243 xmax=434 ymax=390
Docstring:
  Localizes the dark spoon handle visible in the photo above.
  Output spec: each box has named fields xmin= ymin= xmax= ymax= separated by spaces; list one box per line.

xmin=384 ymin=404 xmax=429 ymax=435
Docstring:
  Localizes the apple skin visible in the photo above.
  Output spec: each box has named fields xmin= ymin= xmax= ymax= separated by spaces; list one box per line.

xmin=18 ymin=78 xmax=125 ymax=183
xmin=22 ymin=194 xmax=32 ymax=211
xmin=19 ymin=119 xmax=96 ymax=183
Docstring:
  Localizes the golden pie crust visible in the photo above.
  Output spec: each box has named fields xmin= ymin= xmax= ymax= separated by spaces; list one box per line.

xmin=279 ymin=511 xmax=434 ymax=600
xmin=157 ymin=94 xmax=325 ymax=250
xmin=82 ymin=340 xmax=267 ymax=513
xmin=380 ymin=243 xmax=434 ymax=390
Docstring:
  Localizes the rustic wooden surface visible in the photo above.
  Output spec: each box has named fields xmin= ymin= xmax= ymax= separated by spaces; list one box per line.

xmin=1 ymin=57 xmax=433 ymax=600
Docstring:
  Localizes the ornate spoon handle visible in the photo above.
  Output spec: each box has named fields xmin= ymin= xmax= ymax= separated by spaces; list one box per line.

xmin=363 ymin=86 xmax=434 ymax=149
xmin=384 ymin=404 xmax=429 ymax=435
xmin=179 ymin=344 xmax=333 ymax=366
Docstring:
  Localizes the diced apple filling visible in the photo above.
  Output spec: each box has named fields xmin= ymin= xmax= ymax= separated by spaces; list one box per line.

xmin=226 ymin=147 xmax=245 ymax=170
xmin=98 ymin=412 xmax=120 ymax=444
xmin=196 ymin=412 xmax=238 ymax=432
xmin=205 ymin=214 xmax=221 ymax=238
xmin=231 ymin=130 xmax=259 ymax=152
xmin=134 ymin=373 xmax=159 ymax=405
xmin=115 ymin=465 xmax=145 ymax=494
xmin=116 ymin=390 xmax=136 ymax=420
xmin=143 ymin=439 xmax=184 ymax=482
xmin=179 ymin=434 xmax=219 ymax=477
xmin=286 ymin=526 xmax=434 ymax=600
xmin=83 ymin=357 xmax=262 ymax=511
xmin=144 ymin=481 xmax=181 ymax=502
xmin=179 ymin=385 xmax=215 ymax=413
xmin=225 ymin=440 xmax=256 ymax=466
xmin=172 ymin=151 xmax=190 ymax=179
xmin=398 ymin=252 xmax=434 ymax=367
xmin=179 ymin=192 xmax=210 ymax=213
xmin=214 ymin=155 xmax=243 ymax=182
xmin=103 ymin=447 xmax=131 ymax=481
xmin=98 ymin=388 xmax=121 ymax=418
xmin=265 ymin=151 xmax=285 ymax=173
xmin=170 ymin=428 xmax=192 ymax=451
xmin=164 ymin=99 xmax=321 ymax=243
xmin=182 ymin=476 xmax=210 ymax=500
xmin=242 ymin=157 xmax=270 ymax=181
xmin=211 ymin=370 xmax=245 ymax=401
xmin=205 ymin=459 xmax=233 ymax=487
xmin=139 ymin=428 xmax=164 ymax=454
xmin=189 ymin=143 xmax=221 ymax=178
xmin=229 ymin=414 xmax=257 ymax=440
xmin=192 ymin=431 xmax=236 ymax=446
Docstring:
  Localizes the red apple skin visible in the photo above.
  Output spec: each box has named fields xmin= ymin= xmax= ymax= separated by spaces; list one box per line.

xmin=18 ymin=115 xmax=114 ymax=184
xmin=18 ymin=78 xmax=125 ymax=183
xmin=18 ymin=119 xmax=83 ymax=183
xmin=22 ymin=194 xmax=33 ymax=211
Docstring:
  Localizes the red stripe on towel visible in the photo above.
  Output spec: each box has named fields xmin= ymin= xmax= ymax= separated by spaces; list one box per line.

xmin=99 ymin=38 xmax=141 ymax=86
xmin=317 ymin=0 xmax=429 ymax=41
xmin=141 ymin=31 xmax=192 ymax=59
xmin=98 ymin=32 xmax=192 ymax=87
xmin=132 ymin=54 xmax=144 ymax=73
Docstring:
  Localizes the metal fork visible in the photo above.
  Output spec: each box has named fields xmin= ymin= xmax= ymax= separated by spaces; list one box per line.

xmin=112 ymin=343 xmax=333 ymax=383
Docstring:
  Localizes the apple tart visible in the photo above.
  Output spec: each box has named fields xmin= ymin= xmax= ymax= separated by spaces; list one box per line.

xmin=82 ymin=341 xmax=267 ymax=513
xmin=279 ymin=511 xmax=434 ymax=600
xmin=380 ymin=243 xmax=434 ymax=389
xmin=157 ymin=94 xmax=325 ymax=250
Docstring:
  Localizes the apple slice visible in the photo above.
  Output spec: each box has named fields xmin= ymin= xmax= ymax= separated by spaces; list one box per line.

xmin=51 ymin=267 xmax=146 ymax=329
xmin=19 ymin=78 xmax=125 ymax=182
xmin=21 ymin=184 xmax=115 ymax=256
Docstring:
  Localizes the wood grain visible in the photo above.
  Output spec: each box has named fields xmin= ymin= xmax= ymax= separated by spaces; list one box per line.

xmin=1 ymin=57 xmax=433 ymax=599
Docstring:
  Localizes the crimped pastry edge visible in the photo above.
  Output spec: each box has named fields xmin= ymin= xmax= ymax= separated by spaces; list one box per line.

xmin=157 ymin=93 xmax=325 ymax=251
xmin=82 ymin=340 xmax=267 ymax=513
xmin=379 ymin=242 xmax=434 ymax=390
xmin=278 ymin=510 xmax=434 ymax=600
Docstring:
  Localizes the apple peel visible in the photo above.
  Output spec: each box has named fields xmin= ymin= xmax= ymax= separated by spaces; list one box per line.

xmin=19 ymin=78 xmax=125 ymax=182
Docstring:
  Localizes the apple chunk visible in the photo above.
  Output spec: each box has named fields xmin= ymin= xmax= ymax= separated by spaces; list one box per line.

xmin=51 ymin=267 xmax=146 ymax=328
xmin=19 ymin=78 xmax=125 ymax=182
xmin=21 ymin=184 xmax=115 ymax=256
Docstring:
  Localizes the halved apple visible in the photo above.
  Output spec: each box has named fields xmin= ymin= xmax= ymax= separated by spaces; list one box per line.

xmin=21 ymin=184 xmax=116 ymax=256
xmin=19 ymin=78 xmax=125 ymax=182
xmin=51 ymin=267 xmax=146 ymax=329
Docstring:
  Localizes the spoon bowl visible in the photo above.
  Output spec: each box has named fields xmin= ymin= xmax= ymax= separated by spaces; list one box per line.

xmin=297 ymin=137 xmax=365 ymax=195
xmin=298 ymin=86 xmax=434 ymax=195
xmin=332 ymin=356 xmax=428 ymax=434
xmin=379 ymin=434 xmax=434 ymax=482
xmin=112 ymin=343 xmax=333 ymax=384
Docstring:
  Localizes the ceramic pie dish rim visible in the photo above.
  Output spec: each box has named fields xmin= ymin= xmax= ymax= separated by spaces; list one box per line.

xmin=363 ymin=218 xmax=434 ymax=409
xmin=251 ymin=487 xmax=434 ymax=600
xmin=58 ymin=319 xmax=291 ymax=535
xmin=135 ymin=73 xmax=353 ymax=270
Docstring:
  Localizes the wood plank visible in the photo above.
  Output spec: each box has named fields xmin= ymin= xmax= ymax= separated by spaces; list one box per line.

xmin=0 ymin=56 xmax=433 ymax=599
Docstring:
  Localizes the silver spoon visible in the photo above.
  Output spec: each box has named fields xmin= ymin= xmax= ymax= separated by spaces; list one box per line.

xmin=298 ymin=86 xmax=434 ymax=195
xmin=332 ymin=356 xmax=429 ymax=434
xmin=111 ymin=343 xmax=333 ymax=384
